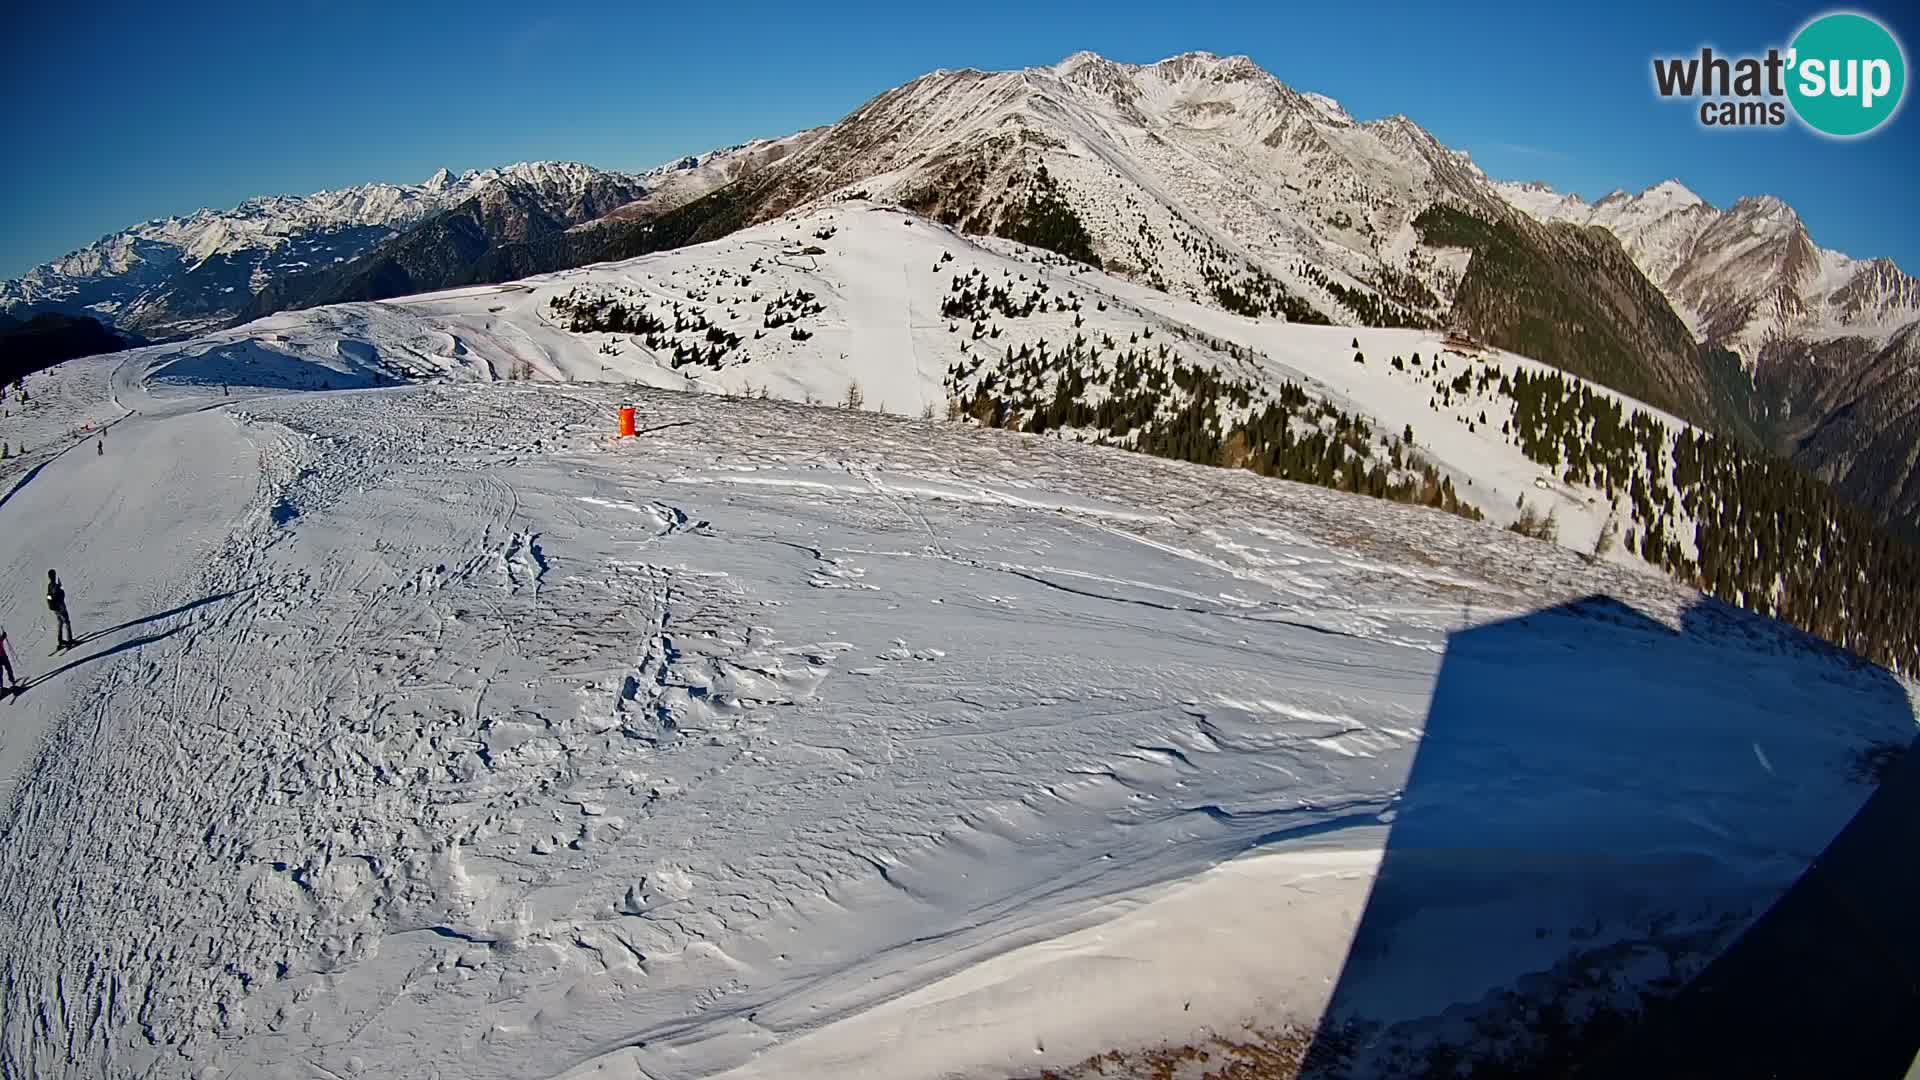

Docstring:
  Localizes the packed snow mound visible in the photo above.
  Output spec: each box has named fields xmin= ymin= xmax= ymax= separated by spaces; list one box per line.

xmin=0 ymin=349 xmax=1913 ymax=1079
xmin=142 ymin=338 xmax=402 ymax=392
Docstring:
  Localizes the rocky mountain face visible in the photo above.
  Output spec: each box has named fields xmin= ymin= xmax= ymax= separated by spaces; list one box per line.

xmin=234 ymin=144 xmax=851 ymax=317
xmin=324 ymin=50 xmax=1547 ymax=336
xmin=1497 ymin=178 xmax=1920 ymax=533
xmin=1 ymin=162 xmax=645 ymax=339
xmin=582 ymin=51 xmax=1728 ymax=433
xmin=605 ymin=129 xmax=827 ymax=222
xmin=242 ymin=163 xmax=647 ymax=314
xmin=1759 ymin=328 xmax=1920 ymax=531
xmin=1498 ymin=179 xmax=1920 ymax=355
xmin=708 ymin=51 xmax=1518 ymax=302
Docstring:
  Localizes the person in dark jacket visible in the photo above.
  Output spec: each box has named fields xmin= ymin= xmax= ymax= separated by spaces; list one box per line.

xmin=0 ymin=625 xmax=17 ymax=692
xmin=47 ymin=570 xmax=73 ymax=650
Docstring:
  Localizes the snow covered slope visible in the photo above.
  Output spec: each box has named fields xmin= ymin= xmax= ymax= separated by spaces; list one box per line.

xmin=0 ymin=338 xmax=1912 ymax=1080
xmin=502 ymin=51 xmax=1732 ymax=478
xmin=0 ymin=162 xmax=646 ymax=339
xmin=694 ymin=50 xmax=1518 ymax=330
xmin=107 ymin=201 xmax=1698 ymax=567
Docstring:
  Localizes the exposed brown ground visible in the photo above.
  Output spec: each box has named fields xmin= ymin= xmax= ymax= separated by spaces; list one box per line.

xmin=1017 ymin=1026 xmax=1316 ymax=1080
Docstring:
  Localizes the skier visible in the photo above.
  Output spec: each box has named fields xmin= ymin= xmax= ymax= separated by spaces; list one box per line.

xmin=0 ymin=625 xmax=17 ymax=695
xmin=47 ymin=569 xmax=74 ymax=650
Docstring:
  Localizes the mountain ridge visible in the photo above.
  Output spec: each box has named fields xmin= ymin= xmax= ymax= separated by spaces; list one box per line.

xmin=571 ymin=50 xmax=1729 ymax=435
xmin=0 ymin=161 xmax=646 ymax=339
xmin=1491 ymin=176 xmax=1917 ymax=350
xmin=5 ymin=49 xmax=1915 ymax=529
xmin=1492 ymin=174 xmax=1920 ymax=530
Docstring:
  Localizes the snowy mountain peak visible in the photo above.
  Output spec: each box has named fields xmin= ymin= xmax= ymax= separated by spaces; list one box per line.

xmin=1488 ymin=179 xmax=1588 ymax=220
xmin=1302 ymin=91 xmax=1354 ymax=125
xmin=1729 ymin=193 xmax=1799 ymax=224
xmin=422 ymin=167 xmax=455 ymax=193
xmin=1559 ymin=178 xmax=1711 ymax=220
xmin=1643 ymin=178 xmax=1704 ymax=208
xmin=1137 ymin=50 xmax=1258 ymax=85
xmin=1048 ymin=50 xmax=1140 ymax=99
xmin=1151 ymin=49 xmax=1225 ymax=67
xmin=1047 ymin=49 xmax=1269 ymax=82
xmin=1209 ymin=53 xmax=1270 ymax=81
xmin=1052 ymin=49 xmax=1114 ymax=72
xmin=1366 ymin=114 xmax=1443 ymax=151
xmin=1606 ymin=179 xmax=1713 ymax=224
xmin=725 ymin=48 xmax=1537 ymax=344
xmin=477 ymin=160 xmax=620 ymax=190
xmin=1496 ymin=167 xmax=1915 ymax=376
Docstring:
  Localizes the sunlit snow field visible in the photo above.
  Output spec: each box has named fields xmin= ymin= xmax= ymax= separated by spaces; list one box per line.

xmin=0 ymin=346 xmax=1911 ymax=1078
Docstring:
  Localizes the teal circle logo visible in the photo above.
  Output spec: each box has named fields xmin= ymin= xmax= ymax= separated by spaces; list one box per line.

xmin=1787 ymin=12 xmax=1906 ymax=136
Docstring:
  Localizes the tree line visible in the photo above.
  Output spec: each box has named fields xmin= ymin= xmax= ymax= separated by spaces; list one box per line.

xmin=1498 ymin=365 xmax=1919 ymax=671
xmin=947 ymin=333 xmax=1480 ymax=522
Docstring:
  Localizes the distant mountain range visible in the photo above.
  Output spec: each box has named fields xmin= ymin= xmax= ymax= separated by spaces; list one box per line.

xmin=1495 ymin=178 xmax=1920 ymax=530
xmin=0 ymin=162 xmax=646 ymax=340
xmin=4 ymin=50 xmax=1915 ymax=533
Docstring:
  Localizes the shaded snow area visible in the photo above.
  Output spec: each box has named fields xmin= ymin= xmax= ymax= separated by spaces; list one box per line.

xmin=0 ymin=360 xmax=1914 ymax=1080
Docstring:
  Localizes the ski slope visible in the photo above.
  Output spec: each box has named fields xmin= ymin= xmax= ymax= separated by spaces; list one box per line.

xmin=0 ymin=356 xmax=129 ymax=497
xmin=97 ymin=201 xmax=1704 ymax=569
xmin=0 ymin=344 xmax=1913 ymax=1078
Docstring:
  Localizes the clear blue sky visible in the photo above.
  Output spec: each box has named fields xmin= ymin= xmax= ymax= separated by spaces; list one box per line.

xmin=3 ymin=0 xmax=1915 ymax=279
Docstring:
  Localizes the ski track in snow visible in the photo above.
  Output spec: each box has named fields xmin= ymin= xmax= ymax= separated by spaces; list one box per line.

xmin=0 ymin=363 xmax=1913 ymax=1080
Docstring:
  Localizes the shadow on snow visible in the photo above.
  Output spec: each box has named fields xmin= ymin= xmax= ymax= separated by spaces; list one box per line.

xmin=1296 ymin=594 xmax=1918 ymax=1078
xmin=12 ymin=588 xmax=250 ymax=692
xmin=146 ymin=341 xmax=398 ymax=393
xmin=20 ymin=628 xmax=183 ymax=691
xmin=67 ymin=587 xmax=252 ymax=651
